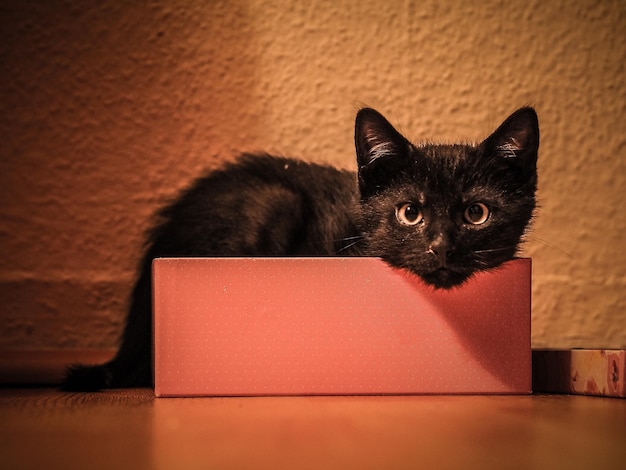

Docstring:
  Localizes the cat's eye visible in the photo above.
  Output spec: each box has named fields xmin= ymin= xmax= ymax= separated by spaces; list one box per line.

xmin=396 ymin=203 xmax=423 ymax=226
xmin=464 ymin=203 xmax=490 ymax=225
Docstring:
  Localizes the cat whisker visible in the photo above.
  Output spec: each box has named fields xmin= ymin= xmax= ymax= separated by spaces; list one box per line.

xmin=328 ymin=235 xmax=363 ymax=242
xmin=472 ymin=247 xmax=516 ymax=268
xmin=473 ymin=246 xmax=515 ymax=254
xmin=335 ymin=236 xmax=364 ymax=253
xmin=525 ymin=236 xmax=573 ymax=258
xmin=473 ymin=258 xmax=492 ymax=268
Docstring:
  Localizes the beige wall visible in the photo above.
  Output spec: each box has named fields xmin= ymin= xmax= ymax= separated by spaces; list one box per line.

xmin=1 ymin=0 xmax=624 ymax=352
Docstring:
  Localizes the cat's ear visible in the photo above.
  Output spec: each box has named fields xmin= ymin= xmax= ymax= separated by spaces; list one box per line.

xmin=355 ymin=108 xmax=410 ymax=168
xmin=482 ymin=107 xmax=539 ymax=167
xmin=355 ymin=108 xmax=412 ymax=196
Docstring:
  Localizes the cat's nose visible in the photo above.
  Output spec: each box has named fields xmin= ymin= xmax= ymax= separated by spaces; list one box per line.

xmin=428 ymin=242 xmax=451 ymax=268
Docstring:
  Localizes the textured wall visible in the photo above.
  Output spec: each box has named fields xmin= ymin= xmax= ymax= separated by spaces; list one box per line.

xmin=1 ymin=0 xmax=624 ymax=351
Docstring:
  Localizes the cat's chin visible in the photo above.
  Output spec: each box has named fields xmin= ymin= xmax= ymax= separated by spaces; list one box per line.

xmin=420 ymin=268 xmax=472 ymax=290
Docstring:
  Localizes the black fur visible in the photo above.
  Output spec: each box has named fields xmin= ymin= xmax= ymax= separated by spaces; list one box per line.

xmin=62 ymin=107 xmax=539 ymax=390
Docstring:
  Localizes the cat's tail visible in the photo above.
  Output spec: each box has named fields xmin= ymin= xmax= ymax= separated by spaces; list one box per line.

xmin=61 ymin=363 xmax=114 ymax=391
xmin=61 ymin=257 xmax=154 ymax=392
xmin=61 ymin=353 xmax=152 ymax=391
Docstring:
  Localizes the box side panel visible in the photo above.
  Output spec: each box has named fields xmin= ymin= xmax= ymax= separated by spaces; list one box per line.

xmin=154 ymin=258 xmax=531 ymax=396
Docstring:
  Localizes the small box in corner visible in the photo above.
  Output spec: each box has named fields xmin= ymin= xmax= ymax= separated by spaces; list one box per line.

xmin=153 ymin=257 xmax=531 ymax=397
xmin=533 ymin=348 xmax=625 ymax=398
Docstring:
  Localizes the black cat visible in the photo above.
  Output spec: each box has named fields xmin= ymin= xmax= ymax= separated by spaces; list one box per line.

xmin=63 ymin=107 xmax=539 ymax=390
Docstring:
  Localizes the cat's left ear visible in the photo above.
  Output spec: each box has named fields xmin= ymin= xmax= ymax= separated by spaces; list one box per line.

xmin=482 ymin=107 xmax=539 ymax=168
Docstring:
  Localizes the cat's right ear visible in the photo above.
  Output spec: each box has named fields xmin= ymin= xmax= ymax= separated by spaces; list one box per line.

xmin=355 ymin=109 xmax=411 ymax=196
xmin=355 ymin=108 xmax=410 ymax=168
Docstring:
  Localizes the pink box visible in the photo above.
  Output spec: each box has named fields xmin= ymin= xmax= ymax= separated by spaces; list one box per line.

xmin=153 ymin=258 xmax=531 ymax=396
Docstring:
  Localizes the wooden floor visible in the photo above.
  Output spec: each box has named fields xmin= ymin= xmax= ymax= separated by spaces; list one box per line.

xmin=1 ymin=389 xmax=624 ymax=470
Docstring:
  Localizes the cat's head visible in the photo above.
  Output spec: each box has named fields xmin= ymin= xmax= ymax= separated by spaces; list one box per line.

xmin=355 ymin=107 xmax=539 ymax=288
